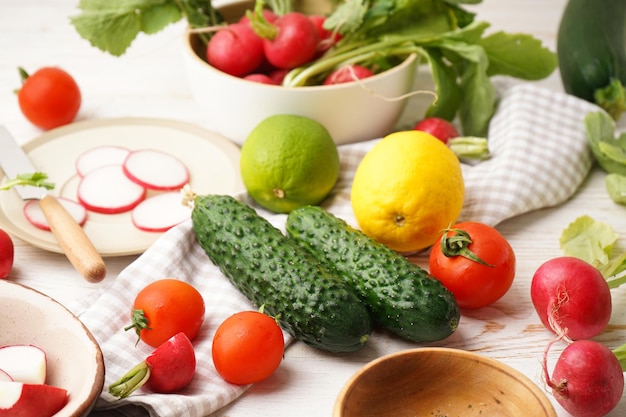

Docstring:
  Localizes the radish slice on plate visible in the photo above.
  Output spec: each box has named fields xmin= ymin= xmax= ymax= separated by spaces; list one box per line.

xmin=77 ymin=165 xmax=146 ymax=214
xmin=75 ymin=145 xmax=131 ymax=177
xmin=0 ymin=345 xmax=46 ymax=385
xmin=131 ymin=192 xmax=192 ymax=232
xmin=123 ymin=149 xmax=190 ymax=191
xmin=0 ymin=369 xmax=12 ymax=382
xmin=23 ymin=198 xmax=87 ymax=231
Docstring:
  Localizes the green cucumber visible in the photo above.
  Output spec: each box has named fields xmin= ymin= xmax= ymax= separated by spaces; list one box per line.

xmin=286 ymin=206 xmax=460 ymax=343
xmin=557 ymin=0 xmax=626 ymax=119
xmin=191 ymin=195 xmax=372 ymax=353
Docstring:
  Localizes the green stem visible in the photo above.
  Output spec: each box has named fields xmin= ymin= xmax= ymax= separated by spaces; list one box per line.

xmin=108 ymin=361 xmax=151 ymax=399
xmin=606 ymin=268 xmax=626 ymax=289
xmin=0 ymin=173 xmax=55 ymax=191
xmin=448 ymin=136 xmax=490 ymax=160
xmin=248 ymin=0 xmax=278 ymax=40
xmin=439 ymin=228 xmax=493 ymax=267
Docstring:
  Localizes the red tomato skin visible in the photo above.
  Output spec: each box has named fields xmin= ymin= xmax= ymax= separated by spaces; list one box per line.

xmin=17 ymin=67 xmax=81 ymax=130
xmin=428 ymin=222 xmax=516 ymax=309
xmin=133 ymin=279 xmax=206 ymax=348
xmin=212 ymin=311 xmax=284 ymax=385
xmin=0 ymin=229 xmax=14 ymax=279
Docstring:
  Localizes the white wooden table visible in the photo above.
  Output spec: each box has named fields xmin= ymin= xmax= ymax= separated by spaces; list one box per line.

xmin=1 ymin=1 xmax=626 ymax=416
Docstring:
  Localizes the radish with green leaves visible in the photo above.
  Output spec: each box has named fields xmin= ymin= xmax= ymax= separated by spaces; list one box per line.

xmin=108 ymin=332 xmax=196 ymax=398
xmin=544 ymin=339 xmax=624 ymax=417
xmin=530 ymin=256 xmax=612 ymax=340
xmin=413 ymin=117 xmax=460 ymax=144
xmin=207 ymin=23 xmax=265 ymax=77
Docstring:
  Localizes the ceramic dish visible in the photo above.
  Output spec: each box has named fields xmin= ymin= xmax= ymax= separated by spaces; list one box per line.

xmin=0 ymin=280 xmax=104 ymax=417
xmin=0 ymin=117 xmax=245 ymax=256
xmin=334 ymin=347 xmax=557 ymax=417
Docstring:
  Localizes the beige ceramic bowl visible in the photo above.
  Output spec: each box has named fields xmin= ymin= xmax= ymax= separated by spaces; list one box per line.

xmin=0 ymin=280 xmax=104 ymax=417
xmin=182 ymin=0 xmax=418 ymax=146
xmin=334 ymin=347 xmax=556 ymax=417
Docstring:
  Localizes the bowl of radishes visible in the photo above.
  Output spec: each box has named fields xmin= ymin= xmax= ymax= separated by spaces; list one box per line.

xmin=182 ymin=0 xmax=418 ymax=146
xmin=0 ymin=280 xmax=104 ymax=417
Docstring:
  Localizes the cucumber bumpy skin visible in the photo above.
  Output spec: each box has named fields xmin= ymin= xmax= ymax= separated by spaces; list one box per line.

xmin=191 ymin=195 xmax=372 ymax=353
xmin=286 ymin=206 xmax=460 ymax=343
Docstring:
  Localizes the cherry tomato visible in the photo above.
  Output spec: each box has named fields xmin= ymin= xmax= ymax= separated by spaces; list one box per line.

xmin=212 ymin=310 xmax=284 ymax=385
xmin=428 ymin=222 xmax=516 ymax=309
xmin=126 ymin=279 xmax=205 ymax=348
xmin=0 ymin=229 xmax=14 ymax=279
xmin=17 ymin=67 xmax=81 ymax=130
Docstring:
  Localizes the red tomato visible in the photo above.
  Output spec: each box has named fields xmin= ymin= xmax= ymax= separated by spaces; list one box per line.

xmin=212 ymin=310 xmax=284 ymax=385
xmin=127 ymin=279 xmax=205 ymax=348
xmin=0 ymin=229 xmax=14 ymax=279
xmin=17 ymin=67 xmax=81 ymax=130
xmin=428 ymin=222 xmax=516 ymax=309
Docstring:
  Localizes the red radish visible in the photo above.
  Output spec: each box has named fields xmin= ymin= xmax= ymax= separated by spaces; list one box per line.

xmin=323 ymin=64 xmax=375 ymax=85
xmin=0 ymin=371 xmax=11 ymax=382
xmin=123 ymin=149 xmax=190 ymax=191
xmin=413 ymin=117 xmax=460 ymax=144
xmin=0 ymin=229 xmax=12 ymax=279
xmin=544 ymin=339 xmax=624 ymax=417
xmin=251 ymin=11 xmax=320 ymax=69
xmin=309 ymin=15 xmax=342 ymax=54
xmin=0 ymin=381 xmax=68 ymax=417
xmin=131 ymin=192 xmax=191 ymax=232
xmin=108 ymin=332 xmax=196 ymax=398
xmin=531 ymin=257 xmax=612 ymax=340
xmin=243 ymin=73 xmax=278 ymax=85
xmin=77 ymin=164 xmax=146 ymax=214
xmin=269 ymin=68 xmax=289 ymax=84
xmin=23 ymin=197 xmax=87 ymax=231
xmin=207 ymin=23 xmax=264 ymax=77
xmin=75 ymin=145 xmax=130 ymax=177
xmin=0 ymin=345 xmax=46 ymax=385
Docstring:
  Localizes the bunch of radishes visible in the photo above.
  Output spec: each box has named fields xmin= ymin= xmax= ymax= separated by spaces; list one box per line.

xmin=23 ymin=145 xmax=192 ymax=234
xmin=0 ymin=344 xmax=68 ymax=417
xmin=205 ymin=5 xmax=374 ymax=85
xmin=531 ymin=257 xmax=625 ymax=417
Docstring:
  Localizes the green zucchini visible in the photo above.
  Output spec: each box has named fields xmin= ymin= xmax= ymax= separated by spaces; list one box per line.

xmin=285 ymin=206 xmax=460 ymax=343
xmin=557 ymin=0 xmax=626 ymax=119
xmin=191 ymin=195 xmax=372 ymax=353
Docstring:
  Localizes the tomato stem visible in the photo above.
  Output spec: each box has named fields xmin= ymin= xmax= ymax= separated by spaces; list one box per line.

xmin=439 ymin=228 xmax=494 ymax=267
xmin=124 ymin=309 xmax=152 ymax=346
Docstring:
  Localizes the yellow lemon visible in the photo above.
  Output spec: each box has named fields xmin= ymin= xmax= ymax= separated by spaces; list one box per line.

xmin=351 ymin=130 xmax=464 ymax=253
xmin=240 ymin=114 xmax=340 ymax=214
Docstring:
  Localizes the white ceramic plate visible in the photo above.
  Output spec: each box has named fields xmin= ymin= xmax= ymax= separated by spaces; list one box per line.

xmin=0 ymin=118 xmax=244 ymax=256
xmin=0 ymin=279 xmax=104 ymax=417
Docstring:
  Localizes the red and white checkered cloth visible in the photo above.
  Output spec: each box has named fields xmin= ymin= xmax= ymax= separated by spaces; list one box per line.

xmin=72 ymin=83 xmax=600 ymax=417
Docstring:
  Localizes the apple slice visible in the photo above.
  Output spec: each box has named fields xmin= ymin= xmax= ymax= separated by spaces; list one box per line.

xmin=0 ymin=345 xmax=46 ymax=385
xmin=23 ymin=197 xmax=87 ymax=231
xmin=0 ymin=371 xmax=11 ymax=382
xmin=0 ymin=381 xmax=68 ymax=417
xmin=77 ymin=164 xmax=146 ymax=214
xmin=123 ymin=149 xmax=190 ymax=191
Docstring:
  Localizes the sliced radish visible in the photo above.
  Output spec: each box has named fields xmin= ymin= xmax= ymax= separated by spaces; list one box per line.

xmin=0 ymin=381 xmax=68 ymax=417
xmin=123 ymin=149 xmax=190 ymax=191
xmin=131 ymin=192 xmax=192 ymax=232
xmin=0 ymin=371 xmax=12 ymax=383
xmin=75 ymin=145 xmax=131 ymax=177
xmin=77 ymin=165 xmax=146 ymax=214
xmin=23 ymin=198 xmax=87 ymax=231
xmin=0 ymin=345 xmax=46 ymax=385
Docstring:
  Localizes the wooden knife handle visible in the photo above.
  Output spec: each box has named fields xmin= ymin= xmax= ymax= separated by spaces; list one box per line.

xmin=39 ymin=194 xmax=107 ymax=283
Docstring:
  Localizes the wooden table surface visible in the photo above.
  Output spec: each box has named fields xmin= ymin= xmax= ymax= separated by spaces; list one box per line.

xmin=2 ymin=0 xmax=626 ymax=416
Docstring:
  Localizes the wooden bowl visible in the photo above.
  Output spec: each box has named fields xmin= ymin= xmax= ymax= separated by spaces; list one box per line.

xmin=334 ymin=348 xmax=556 ymax=417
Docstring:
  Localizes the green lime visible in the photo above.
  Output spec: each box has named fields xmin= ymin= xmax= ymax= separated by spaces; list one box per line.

xmin=240 ymin=114 xmax=340 ymax=214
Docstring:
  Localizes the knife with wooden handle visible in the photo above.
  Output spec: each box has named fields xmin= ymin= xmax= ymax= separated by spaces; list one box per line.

xmin=0 ymin=126 xmax=106 ymax=283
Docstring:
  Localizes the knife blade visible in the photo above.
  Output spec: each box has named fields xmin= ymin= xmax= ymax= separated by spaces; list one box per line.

xmin=0 ymin=126 xmax=106 ymax=283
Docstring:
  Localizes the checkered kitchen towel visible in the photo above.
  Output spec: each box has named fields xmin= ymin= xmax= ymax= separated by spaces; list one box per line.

xmin=73 ymin=83 xmax=600 ymax=417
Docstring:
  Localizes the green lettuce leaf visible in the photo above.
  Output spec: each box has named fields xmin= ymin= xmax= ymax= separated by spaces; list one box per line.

xmin=560 ymin=215 xmax=618 ymax=269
